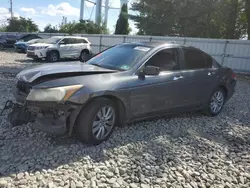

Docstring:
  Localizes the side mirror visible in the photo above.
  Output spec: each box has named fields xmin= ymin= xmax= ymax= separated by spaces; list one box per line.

xmin=143 ymin=66 xmax=160 ymax=76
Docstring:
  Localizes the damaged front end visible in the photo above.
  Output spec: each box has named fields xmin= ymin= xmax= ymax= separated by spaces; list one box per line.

xmin=2 ymin=79 xmax=83 ymax=136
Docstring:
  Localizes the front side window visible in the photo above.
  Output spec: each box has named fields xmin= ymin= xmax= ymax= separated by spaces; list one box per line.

xmin=183 ymin=49 xmax=212 ymax=70
xmin=145 ymin=48 xmax=179 ymax=71
xmin=87 ymin=44 xmax=152 ymax=71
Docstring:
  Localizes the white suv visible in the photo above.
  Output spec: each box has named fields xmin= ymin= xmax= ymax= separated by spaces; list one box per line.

xmin=27 ymin=36 xmax=92 ymax=62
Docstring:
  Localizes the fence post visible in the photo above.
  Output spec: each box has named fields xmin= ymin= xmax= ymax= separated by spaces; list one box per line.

xmin=99 ymin=35 xmax=103 ymax=52
xmin=183 ymin=37 xmax=187 ymax=45
xmin=221 ymin=40 xmax=229 ymax=66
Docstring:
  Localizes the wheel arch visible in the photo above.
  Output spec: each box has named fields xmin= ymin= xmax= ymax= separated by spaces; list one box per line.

xmin=68 ymin=94 xmax=127 ymax=135
xmin=46 ymin=49 xmax=60 ymax=58
xmin=218 ymin=85 xmax=228 ymax=99
xmin=82 ymin=95 xmax=127 ymax=126
xmin=81 ymin=48 xmax=90 ymax=54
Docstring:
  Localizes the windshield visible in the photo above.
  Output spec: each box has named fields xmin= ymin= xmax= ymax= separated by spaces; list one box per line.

xmin=43 ymin=37 xmax=61 ymax=44
xmin=27 ymin=39 xmax=42 ymax=44
xmin=87 ymin=44 xmax=152 ymax=71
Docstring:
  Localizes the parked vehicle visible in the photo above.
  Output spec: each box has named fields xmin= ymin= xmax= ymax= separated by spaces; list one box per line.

xmin=6 ymin=41 xmax=236 ymax=145
xmin=0 ymin=34 xmax=42 ymax=50
xmin=14 ymin=38 xmax=43 ymax=53
xmin=0 ymin=34 xmax=20 ymax=50
xmin=26 ymin=36 xmax=92 ymax=62
xmin=17 ymin=34 xmax=42 ymax=42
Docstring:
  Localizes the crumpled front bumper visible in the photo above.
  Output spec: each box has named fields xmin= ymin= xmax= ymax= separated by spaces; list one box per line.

xmin=12 ymin=87 xmax=82 ymax=135
xmin=27 ymin=101 xmax=82 ymax=135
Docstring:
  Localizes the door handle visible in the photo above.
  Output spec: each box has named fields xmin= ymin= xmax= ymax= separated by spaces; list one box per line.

xmin=173 ymin=76 xmax=183 ymax=81
xmin=208 ymin=72 xmax=215 ymax=76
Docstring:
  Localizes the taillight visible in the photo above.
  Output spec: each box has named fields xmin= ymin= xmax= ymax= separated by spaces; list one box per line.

xmin=232 ymin=72 xmax=236 ymax=79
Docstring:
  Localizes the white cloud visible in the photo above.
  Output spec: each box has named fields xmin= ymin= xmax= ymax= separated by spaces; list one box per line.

xmin=20 ymin=7 xmax=37 ymax=15
xmin=41 ymin=2 xmax=80 ymax=17
xmin=0 ymin=7 xmax=19 ymax=25
xmin=0 ymin=7 xmax=9 ymax=15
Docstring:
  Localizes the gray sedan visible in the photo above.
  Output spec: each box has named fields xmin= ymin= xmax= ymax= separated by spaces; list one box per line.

xmin=7 ymin=41 xmax=237 ymax=145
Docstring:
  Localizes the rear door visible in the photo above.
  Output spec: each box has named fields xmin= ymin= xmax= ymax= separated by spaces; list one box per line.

xmin=178 ymin=47 xmax=218 ymax=107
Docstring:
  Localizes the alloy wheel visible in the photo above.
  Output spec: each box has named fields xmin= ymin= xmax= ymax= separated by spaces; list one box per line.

xmin=210 ymin=91 xmax=224 ymax=114
xmin=92 ymin=106 xmax=115 ymax=140
xmin=50 ymin=52 xmax=58 ymax=62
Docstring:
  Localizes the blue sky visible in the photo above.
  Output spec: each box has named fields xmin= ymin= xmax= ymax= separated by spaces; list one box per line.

xmin=0 ymin=0 xmax=137 ymax=34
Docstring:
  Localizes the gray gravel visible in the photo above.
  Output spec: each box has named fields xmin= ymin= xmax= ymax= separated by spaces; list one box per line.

xmin=0 ymin=51 xmax=250 ymax=188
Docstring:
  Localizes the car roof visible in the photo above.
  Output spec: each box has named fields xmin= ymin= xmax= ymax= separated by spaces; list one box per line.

xmin=121 ymin=41 xmax=181 ymax=48
xmin=51 ymin=36 xmax=88 ymax=39
xmin=121 ymin=41 xmax=202 ymax=51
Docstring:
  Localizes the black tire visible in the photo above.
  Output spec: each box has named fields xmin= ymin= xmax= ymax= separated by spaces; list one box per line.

xmin=79 ymin=50 xmax=89 ymax=62
xmin=75 ymin=98 xmax=117 ymax=145
xmin=0 ymin=44 xmax=4 ymax=50
xmin=203 ymin=87 xmax=225 ymax=116
xmin=46 ymin=51 xmax=59 ymax=62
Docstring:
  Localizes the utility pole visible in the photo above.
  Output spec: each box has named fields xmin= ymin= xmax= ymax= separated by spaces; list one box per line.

xmin=95 ymin=0 xmax=102 ymax=25
xmin=10 ymin=0 xmax=13 ymax=19
xmin=80 ymin=0 xmax=85 ymax=20
xmin=104 ymin=0 xmax=109 ymax=26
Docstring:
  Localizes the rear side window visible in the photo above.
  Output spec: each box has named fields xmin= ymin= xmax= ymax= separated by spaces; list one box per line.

xmin=75 ymin=38 xmax=88 ymax=44
xmin=183 ymin=49 xmax=212 ymax=70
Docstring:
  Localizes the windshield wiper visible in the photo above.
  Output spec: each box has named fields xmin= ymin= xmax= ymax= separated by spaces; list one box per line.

xmin=90 ymin=63 xmax=104 ymax=68
xmin=90 ymin=63 xmax=123 ymax=71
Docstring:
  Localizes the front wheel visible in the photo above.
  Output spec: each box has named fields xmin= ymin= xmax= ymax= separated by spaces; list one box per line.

xmin=46 ymin=51 xmax=59 ymax=62
xmin=75 ymin=98 xmax=117 ymax=145
xmin=203 ymin=88 xmax=225 ymax=116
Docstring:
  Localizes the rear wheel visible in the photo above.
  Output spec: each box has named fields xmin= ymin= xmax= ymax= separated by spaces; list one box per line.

xmin=203 ymin=88 xmax=225 ymax=116
xmin=47 ymin=51 xmax=59 ymax=62
xmin=75 ymin=98 xmax=117 ymax=145
xmin=80 ymin=50 xmax=89 ymax=62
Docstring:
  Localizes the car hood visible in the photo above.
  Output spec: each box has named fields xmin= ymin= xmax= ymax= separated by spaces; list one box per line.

xmin=29 ymin=43 xmax=54 ymax=47
xmin=16 ymin=62 xmax=118 ymax=83
xmin=15 ymin=41 xmax=28 ymax=45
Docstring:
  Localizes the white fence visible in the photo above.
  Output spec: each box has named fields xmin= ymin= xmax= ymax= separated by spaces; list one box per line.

xmin=1 ymin=32 xmax=250 ymax=73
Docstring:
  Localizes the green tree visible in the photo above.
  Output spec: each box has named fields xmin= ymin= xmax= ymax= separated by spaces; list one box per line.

xmin=0 ymin=25 xmax=6 ymax=32
xmin=5 ymin=17 xmax=38 ymax=32
xmin=59 ymin=20 xmax=108 ymax=34
xmin=130 ymin=0 xmax=247 ymax=39
xmin=43 ymin=24 xmax=58 ymax=33
xmin=115 ymin=4 xmax=130 ymax=34
xmin=246 ymin=0 xmax=250 ymax=39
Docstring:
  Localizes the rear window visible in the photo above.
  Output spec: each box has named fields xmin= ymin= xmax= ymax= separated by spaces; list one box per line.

xmin=183 ymin=48 xmax=213 ymax=70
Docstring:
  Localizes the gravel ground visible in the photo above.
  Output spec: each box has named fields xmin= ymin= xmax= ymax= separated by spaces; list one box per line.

xmin=0 ymin=50 xmax=250 ymax=188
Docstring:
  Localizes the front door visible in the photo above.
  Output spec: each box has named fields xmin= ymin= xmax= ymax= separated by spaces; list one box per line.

xmin=58 ymin=38 xmax=74 ymax=58
xmin=130 ymin=48 xmax=185 ymax=118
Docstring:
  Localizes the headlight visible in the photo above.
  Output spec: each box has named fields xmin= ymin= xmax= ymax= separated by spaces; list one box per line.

xmin=26 ymin=85 xmax=83 ymax=102
xmin=36 ymin=46 xmax=49 ymax=50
